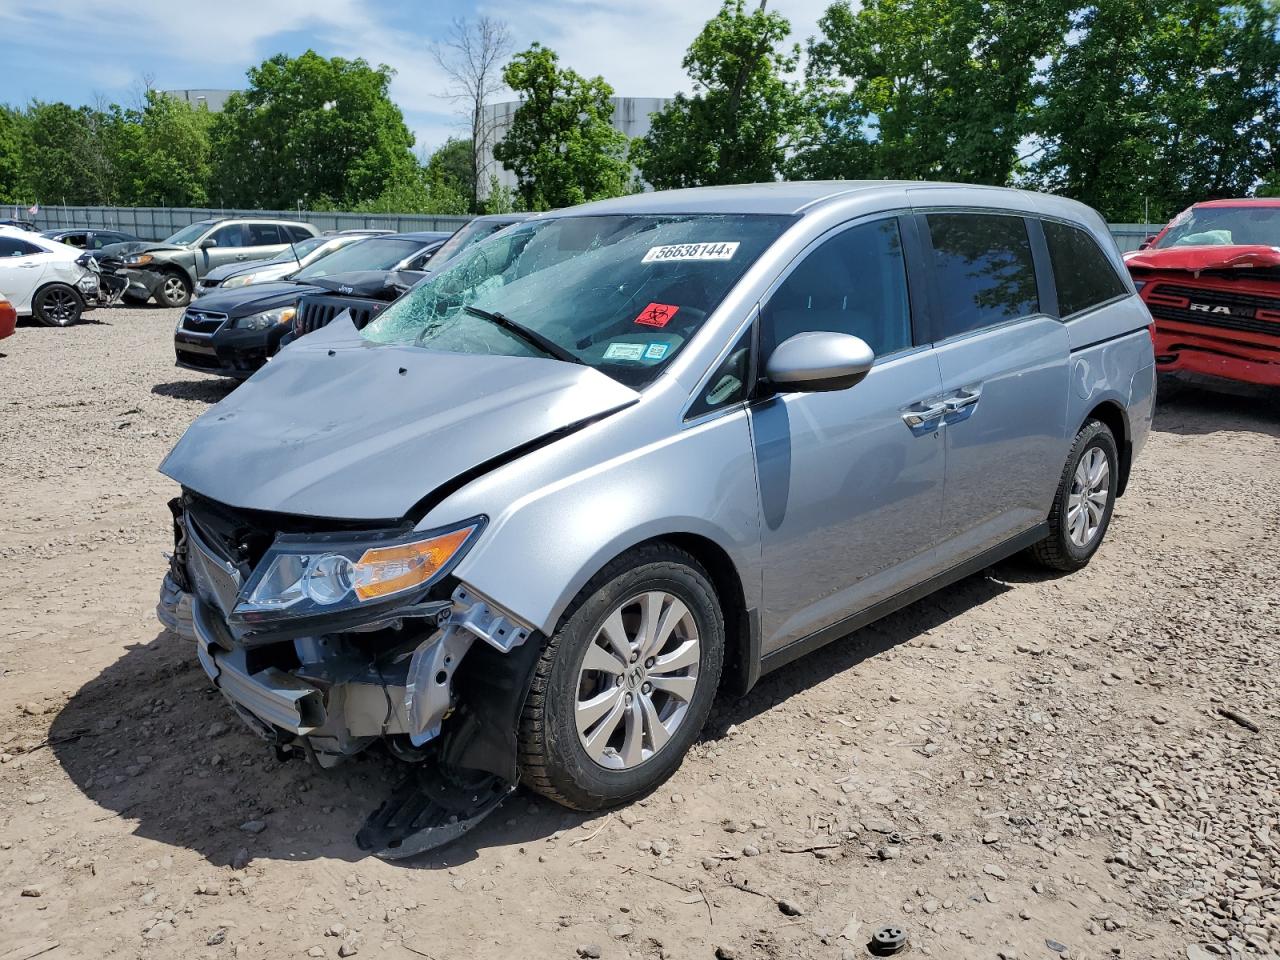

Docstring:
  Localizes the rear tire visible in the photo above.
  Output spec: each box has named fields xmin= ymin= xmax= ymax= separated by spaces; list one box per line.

xmin=1029 ymin=419 xmax=1119 ymax=572
xmin=518 ymin=543 xmax=724 ymax=811
xmin=32 ymin=284 xmax=84 ymax=327
xmin=158 ymin=271 xmax=192 ymax=308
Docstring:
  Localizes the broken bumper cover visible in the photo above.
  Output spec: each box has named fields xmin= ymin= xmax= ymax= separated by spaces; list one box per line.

xmin=1153 ymin=325 xmax=1280 ymax=387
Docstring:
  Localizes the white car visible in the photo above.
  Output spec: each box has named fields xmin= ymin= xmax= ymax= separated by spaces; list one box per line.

xmin=0 ymin=227 xmax=101 ymax=327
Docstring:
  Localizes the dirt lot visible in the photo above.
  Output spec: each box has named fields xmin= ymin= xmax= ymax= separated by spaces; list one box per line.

xmin=1 ymin=304 xmax=1277 ymax=960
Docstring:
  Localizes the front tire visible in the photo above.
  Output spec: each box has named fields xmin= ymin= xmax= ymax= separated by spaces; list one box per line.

xmin=518 ymin=543 xmax=724 ymax=810
xmin=158 ymin=271 xmax=192 ymax=308
xmin=1030 ymin=419 xmax=1119 ymax=571
xmin=32 ymin=284 xmax=84 ymax=327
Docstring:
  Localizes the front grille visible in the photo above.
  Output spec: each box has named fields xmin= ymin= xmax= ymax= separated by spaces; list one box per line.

xmin=182 ymin=309 xmax=228 ymax=334
xmin=294 ymin=295 xmax=386 ymax=337
xmin=1147 ymin=283 xmax=1280 ymax=338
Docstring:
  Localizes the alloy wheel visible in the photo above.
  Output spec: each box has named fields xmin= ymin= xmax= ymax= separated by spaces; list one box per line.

xmin=1067 ymin=446 xmax=1110 ymax=547
xmin=43 ymin=288 xmax=78 ymax=324
xmin=574 ymin=591 xmax=701 ymax=771
xmin=162 ymin=276 xmax=187 ymax=304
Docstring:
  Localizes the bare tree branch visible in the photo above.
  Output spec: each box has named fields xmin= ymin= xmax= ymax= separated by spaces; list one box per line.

xmin=432 ymin=16 xmax=513 ymax=211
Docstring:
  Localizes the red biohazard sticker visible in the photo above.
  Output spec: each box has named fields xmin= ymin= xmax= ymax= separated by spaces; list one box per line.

xmin=635 ymin=303 xmax=679 ymax=328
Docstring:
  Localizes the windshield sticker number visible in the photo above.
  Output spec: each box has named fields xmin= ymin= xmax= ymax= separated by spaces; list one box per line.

xmin=635 ymin=302 xmax=679 ymax=328
xmin=644 ymin=342 xmax=669 ymax=360
xmin=642 ymin=242 xmax=739 ymax=264
xmin=604 ymin=342 xmax=646 ymax=361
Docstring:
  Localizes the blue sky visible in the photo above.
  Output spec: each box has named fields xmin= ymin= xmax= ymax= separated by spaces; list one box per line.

xmin=0 ymin=0 xmax=830 ymax=157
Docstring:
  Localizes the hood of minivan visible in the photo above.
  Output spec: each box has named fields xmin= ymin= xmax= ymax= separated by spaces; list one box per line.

xmin=1125 ymin=244 xmax=1280 ymax=272
xmin=159 ymin=318 xmax=640 ymax=520
xmin=191 ymin=280 xmax=323 ymax=318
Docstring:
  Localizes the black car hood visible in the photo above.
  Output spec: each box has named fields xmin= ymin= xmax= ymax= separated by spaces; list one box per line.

xmin=308 ymin=270 xmax=427 ymax=301
xmin=159 ymin=317 xmax=640 ymax=521
xmin=189 ymin=280 xmax=325 ymax=319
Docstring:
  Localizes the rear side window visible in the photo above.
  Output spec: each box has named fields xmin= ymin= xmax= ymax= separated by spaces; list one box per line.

xmin=1043 ymin=220 xmax=1128 ymax=318
xmin=247 ymin=223 xmax=282 ymax=245
xmin=762 ymin=218 xmax=912 ymax=359
xmin=925 ymin=213 xmax=1039 ymax=338
xmin=0 ymin=237 xmax=40 ymax=256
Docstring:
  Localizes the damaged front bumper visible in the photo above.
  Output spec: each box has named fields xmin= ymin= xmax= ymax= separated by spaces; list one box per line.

xmin=159 ymin=497 xmax=539 ymax=856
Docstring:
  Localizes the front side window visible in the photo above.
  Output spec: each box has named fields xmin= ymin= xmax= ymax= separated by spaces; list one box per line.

xmin=210 ymin=224 xmax=245 ymax=247
xmin=361 ymin=214 xmax=793 ymax=389
xmin=761 ymin=218 xmax=912 ymax=361
xmin=1043 ymin=220 xmax=1128 ymax=318
xmin=925 ymin=213 xmax=1039 ymax=338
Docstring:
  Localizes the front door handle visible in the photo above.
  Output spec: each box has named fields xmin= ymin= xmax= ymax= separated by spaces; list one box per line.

xmin=944 ymin=389 xmax=981 ymax=413
xmin=902 ymin=402 xmax=947 ymax=428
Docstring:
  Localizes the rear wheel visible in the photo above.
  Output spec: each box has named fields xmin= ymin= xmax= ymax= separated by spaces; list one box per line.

xmin=32 ymin=284 xmax=83 ymax=327
xmin=158 ymin=272 xmax=192 ymax=308
xmin=518 ymin=543 xmax=724 ymax=810
xmin=1029 ymin=419 xmax=1119 ymax=571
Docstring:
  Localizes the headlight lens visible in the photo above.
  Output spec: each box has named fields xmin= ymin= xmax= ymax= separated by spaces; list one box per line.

xmin=238 ymin=306 xmax=296 ymax=330
xmin=222 ymin=273 xmax=256 ymax=289
xmin=125 ymin=253 xmax=153 ymax=267
xmin=232 ymin=521 xmax=482 ymax=623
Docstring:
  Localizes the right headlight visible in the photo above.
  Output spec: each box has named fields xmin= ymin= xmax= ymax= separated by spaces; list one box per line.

xmin=123 ymin=253 xmax=153 ymax=267
xmin=222 ymin=273 xmax=257 ymax=289
xmin=230 ymin=520 xmax=484 ymax=626
xmin=237 ymin=305 xmax=296 ymax=330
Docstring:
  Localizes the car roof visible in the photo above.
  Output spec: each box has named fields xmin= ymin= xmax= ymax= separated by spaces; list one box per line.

xmin=1192 ymin=198 xmax=1280 ymax=209
xmin=562 ymin=180 xmax=1099 ymax=219
xmin=390 ymin=231 xmax=453 ymax=242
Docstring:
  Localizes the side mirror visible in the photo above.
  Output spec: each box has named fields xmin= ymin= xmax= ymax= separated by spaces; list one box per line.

xmin=765 ymin=331 xmax=875 ymax=393
xmin=1137 ymin=235 xmax=1157 ymax=251
xmin=200 ymin=238 xmax=218 ymax=249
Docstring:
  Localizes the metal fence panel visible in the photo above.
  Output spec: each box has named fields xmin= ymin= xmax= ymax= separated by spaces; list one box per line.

xmin=10 ymin=203 xmax=1161 ymax=250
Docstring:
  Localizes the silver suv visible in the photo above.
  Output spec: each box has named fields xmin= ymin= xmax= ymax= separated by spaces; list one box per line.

xmin=158 ymin=181 xmax=1155 ymax=857
xmin=113 ymin=218 xmax=318 ymax=307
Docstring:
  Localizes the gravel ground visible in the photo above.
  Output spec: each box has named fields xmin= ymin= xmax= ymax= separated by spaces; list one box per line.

xmin=1 ymin=304 xmax=1278 ymax=960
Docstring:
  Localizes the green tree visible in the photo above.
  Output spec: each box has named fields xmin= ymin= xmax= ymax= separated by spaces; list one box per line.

xmin=126 ymin=91 xmax=213 ymax=206
xmin=1030 ymin=0 xmax=1280 ymax=221
xmin=795 ymin=0 xmax=1070 ymax=184
xmin=209 ymin=51 xmax=417 ymax=209
xmin=631 ymin=0 xmax=803 ymax=188
xmin=426 ymin=137 xmax=475 ymax=201
xmin=0 ymin=106 xmax=32 ymax=204
xmin=492 ymin=44 xmax=630 ymax=210
xmin=24 ymin=102 xmax=112 ymax=204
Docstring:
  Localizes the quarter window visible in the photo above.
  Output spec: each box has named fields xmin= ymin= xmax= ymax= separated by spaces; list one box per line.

xmin=688 ymin=327 xmax=752 ymax=418
xmin=1043 ymin=220 xmax=1128 ymax=318
xmin=925 ymin=213 xmax=1039 ymax=338
xmin=761 ymin=218 xmax=912 ymax=360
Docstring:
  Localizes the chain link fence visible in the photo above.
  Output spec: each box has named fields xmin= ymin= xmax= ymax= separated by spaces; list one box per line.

xmin=8 ymin=203 xmax=1161 ymax=251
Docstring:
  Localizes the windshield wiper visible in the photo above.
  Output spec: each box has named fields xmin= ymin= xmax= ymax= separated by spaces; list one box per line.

xmin=463 ymin=305 xmax=581 ymax=364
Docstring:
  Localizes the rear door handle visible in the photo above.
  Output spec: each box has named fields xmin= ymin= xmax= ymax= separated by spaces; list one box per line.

xmin=902 ymin=402 xmax=947 ymax=428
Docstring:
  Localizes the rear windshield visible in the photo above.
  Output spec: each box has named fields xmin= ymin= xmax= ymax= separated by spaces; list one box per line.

xmin=1154 ymin=205 xmax=1280 ymax=248
xmin=361 ymin=213 xmax=793 ymax=388
xmin=293 ymin=237 xmax=423 ymax=279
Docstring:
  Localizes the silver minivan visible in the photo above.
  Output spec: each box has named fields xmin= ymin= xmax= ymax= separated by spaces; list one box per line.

xmin=157 ymin=181 xmax=1155 ymax=856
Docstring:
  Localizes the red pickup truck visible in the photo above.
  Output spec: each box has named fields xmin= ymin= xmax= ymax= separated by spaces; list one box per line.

xmin=1125 ymin=198 xmax=1280 ymax=387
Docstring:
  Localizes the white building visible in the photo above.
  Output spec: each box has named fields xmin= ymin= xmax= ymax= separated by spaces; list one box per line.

xmin=161 ymin=89 xmax=238 ymax=112
xmin=477 ymin=96 xmax=672 ymax=197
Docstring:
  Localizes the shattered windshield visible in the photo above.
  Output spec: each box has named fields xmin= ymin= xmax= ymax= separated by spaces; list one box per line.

xmin=361 ymin=213 xmax=793 ymax=387
xmin=1154 ymin=205 xmax=1280 ymax=248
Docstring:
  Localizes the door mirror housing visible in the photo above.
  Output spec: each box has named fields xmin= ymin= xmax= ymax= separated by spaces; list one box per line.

xmin=765 ymin=331 xmax=875 ymax=393
xmin=200 ymin=238 xmax=218 ymax=249
xmin=1138 ymin=235 xmax=1157 ymax=251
